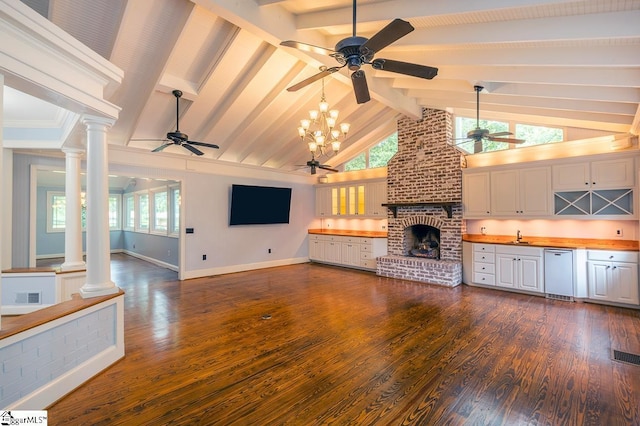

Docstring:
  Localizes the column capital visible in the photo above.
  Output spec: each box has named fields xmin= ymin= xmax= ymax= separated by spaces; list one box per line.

xmin=81 ymin=114 xmax=116 ymax=129
xmin=61 ymin=147 xmax=85 ymax=156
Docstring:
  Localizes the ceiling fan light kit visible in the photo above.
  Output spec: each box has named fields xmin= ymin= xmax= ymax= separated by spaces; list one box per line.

xmin=151 ymin=90 xmax=220 ymax=156
xmin=281 ymin=0 xmax=438 ymax=104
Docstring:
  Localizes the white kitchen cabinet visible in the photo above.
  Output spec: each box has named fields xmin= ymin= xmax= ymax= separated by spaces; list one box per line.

xmin=462 ymin=172 xmax=491 ymax=217
xmin=587 ymin=250 xmax=639 ymax=305
xmin=315 ymin=180 xmax=384 ymax=218
xmin=341 ymin=238 xmax=362 ymax=267
xmin=491 ymin=167 xmax=551 ymax=217
xmin=495 ymin=245 xmax=544 ymax=293
xmin=308 ymin=234 xmax=387 ymax=271
xmin=315 ymin=186 xmax=332 ymax=217
xmin=553 ymin=157 xmax=635 ymax=190
xmin=472 ymin=243 xmax=496 ymax=286
xmin=309 ymin=234 xmax=325 ymax=260
xmin=365 ymin=180 xmax=387 ymax=217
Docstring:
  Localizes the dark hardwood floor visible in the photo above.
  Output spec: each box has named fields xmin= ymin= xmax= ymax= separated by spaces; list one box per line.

xmin=44 ymin=254 xmax=640 ymax=425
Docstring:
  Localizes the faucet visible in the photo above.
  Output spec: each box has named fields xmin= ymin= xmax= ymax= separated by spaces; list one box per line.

xmin=516 ymin=230 xmax=522 ymax=242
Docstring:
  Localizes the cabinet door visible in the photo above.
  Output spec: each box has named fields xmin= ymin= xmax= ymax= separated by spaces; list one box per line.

xmin=315 ymin=187 xmax=332 ymax=217
xmin=591 ymin=158 xmax=635 ymax=189
xmin=496 ymin=254 xmax=518 ymax=288
xmin=309 ymin=239 xmax=324 ymax=260
xmin=552 ymin=162 xmax=590 ymax=190
xmin=587 ymin=261 xmax=612 ymax=300
xmin=612 ymin=262 xmax=639 ymax=304
xmin=520 ymin=167 xmax=551 ymax=216
xmin=518 ymin=256 xmax=543 ymax=293
xmin=366 ymin=181 xmax=387 ymax=217
xmin=347 ymin=185 xmax=365 ymax=216
xmin=463 ymin=172 xmax=491 ymax=217
xmin=491 ymin=170 xmax=519 ymax=216
xmin=324 ymin=240 xmax=342 ymax=263
xmin=341 ymin=242 xmax=361 ymax=266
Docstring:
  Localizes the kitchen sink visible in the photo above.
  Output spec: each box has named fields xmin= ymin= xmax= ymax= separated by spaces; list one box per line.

xmin=509 ymin=240 xmax=531 ymax=245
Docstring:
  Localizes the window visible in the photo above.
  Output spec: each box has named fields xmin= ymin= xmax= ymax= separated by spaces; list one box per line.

xmin=152 ymin=188 xmax=168 ymax=233
xmin=108 ymin=194 xmax=121 ymax=229
xmin=515 ymin=123 xmax=564 ymax=147
xmin=455 ymin=117 xmax=510 ymax=154
xmin=453 ymin=116 xmax=564 ymax=154
xmin=47 ymin=191 xmax=120 ymax=232
xmin=345 ymin=132 xmax=398 ymax=171
xmin=47 ymin=192 xmax=66 ymax=232
xmin=136 ymin=192 xmax=149 ymax=232
xmin=124 ymin=194 xmax=135 ymax=230
xmin=125 ymin=184 xmax=180 ymax=237
xmin=169 ymin=186 xmax=181 ymax=236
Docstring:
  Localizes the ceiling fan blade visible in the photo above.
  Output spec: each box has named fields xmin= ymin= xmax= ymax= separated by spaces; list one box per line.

xmin=152 ymin=143 xmax=173 ymax=152
xmin=371 ymin=58 xmax=438 ymax=79
xmin=182 ymin=143 xmax=204 ymax=156
xmin=187 ymin=141 xmax=220 ymax=149
xmin=280 ymin=40 xmax=335 ymax=56
xmin=360 ymin=18 xmax=414 ymax=55
xmin=286 ymin=67 xmax=341 ymax=92
xmin=351 ymin=70 xmax=370 ymax=104
xmin=318 ymin=165 xmax=339 ymax=173
xmin=488 ymin=136 xmax=526 ymax=144
xmin=487 ymin=131 xmax=513 ymax=137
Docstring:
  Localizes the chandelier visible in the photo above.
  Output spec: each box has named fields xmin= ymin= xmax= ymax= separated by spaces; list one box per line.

xmin=297 ymin=69 xmax=350 ymax=155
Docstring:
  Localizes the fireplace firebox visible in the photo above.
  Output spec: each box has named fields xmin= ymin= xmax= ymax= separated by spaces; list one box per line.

xmin=405 ymin=224 xmax=440 ymax=259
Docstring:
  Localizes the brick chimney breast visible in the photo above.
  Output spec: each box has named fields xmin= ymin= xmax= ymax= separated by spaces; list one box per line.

xmin=377 ymin=108 xmax=463 ymax=287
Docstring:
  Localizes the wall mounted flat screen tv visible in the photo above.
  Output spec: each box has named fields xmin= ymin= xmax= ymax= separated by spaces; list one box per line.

xmin=229 ymin=184 xmax=292 ymax=225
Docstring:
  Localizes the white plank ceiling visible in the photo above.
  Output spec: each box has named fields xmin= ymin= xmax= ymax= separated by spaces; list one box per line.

xmin=4 ymin=0 xmax=640 ymax=173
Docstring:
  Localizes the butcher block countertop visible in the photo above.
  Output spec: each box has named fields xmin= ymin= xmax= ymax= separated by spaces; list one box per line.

xmin=463 ymin=234 xmax=639 ymax=251
xmin=308 ymin=229 xmax=388 ymax=238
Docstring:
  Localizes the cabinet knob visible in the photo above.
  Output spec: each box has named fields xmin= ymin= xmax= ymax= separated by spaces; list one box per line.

xmin=613 ymin=266 xmax=617 ymax=269
xmin=609 ymin=256 xmax=614 ymax=259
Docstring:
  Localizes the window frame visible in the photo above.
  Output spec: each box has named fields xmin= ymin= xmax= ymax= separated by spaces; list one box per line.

xmin=453 ymin=115 xmax=565 ymax=154
xmin=46 ymin=191 xmax=122 ymax=233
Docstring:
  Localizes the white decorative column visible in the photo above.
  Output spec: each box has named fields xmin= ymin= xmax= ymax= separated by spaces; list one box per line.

xmin=79 ymin=115 xmax=118 ymax=298
xmin=61 ymin=148 xmax=86 ymax=271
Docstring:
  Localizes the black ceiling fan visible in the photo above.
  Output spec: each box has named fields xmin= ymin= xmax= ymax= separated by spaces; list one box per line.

xmin=298 ymin=154 xmax=339 ymax=175
xmin=452 ymin=85 xmax=526 ymax=154
xmin=280 ymin=0 xmax=438 ymax=104
xmin=150 ymin=90 xmax=220 ymax=156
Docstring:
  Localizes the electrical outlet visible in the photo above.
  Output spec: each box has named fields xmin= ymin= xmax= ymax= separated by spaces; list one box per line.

xmin=202 ymin=254 xmax=207 ymax=260
xmin=615 ymin=229 xmax=623 ymax=237
xmin=268 ymin=248 xmax=271 ymax=253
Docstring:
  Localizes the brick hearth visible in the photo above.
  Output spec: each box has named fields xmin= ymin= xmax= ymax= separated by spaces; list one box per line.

xmin=376 ymin=108 xmax=463 ymax=286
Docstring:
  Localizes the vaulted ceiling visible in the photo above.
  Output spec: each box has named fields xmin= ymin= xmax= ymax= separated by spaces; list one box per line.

xmin=5 ymin=0 xmax=640 ymax=174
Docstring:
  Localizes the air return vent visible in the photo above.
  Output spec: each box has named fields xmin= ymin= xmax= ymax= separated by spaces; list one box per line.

xmin=546 ymin=294 xmax=574 ymax=302
xmin=15 ymin=292 xmax=42 ymax=304
xmin=612 ymin=349 xmax=640 ymax=366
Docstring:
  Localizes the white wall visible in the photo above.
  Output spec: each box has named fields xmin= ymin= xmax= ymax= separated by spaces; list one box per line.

xmin=107 ymin=146 xmax=317 ymax=279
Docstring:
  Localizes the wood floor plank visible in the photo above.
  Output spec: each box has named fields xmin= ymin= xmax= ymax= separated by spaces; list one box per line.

xmin=39 ymin=254 xmax=640 ymax=425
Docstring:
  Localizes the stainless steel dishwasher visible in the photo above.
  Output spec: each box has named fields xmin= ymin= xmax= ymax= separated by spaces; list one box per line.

xmin=544 ymin=249 xmax=574 ymax=300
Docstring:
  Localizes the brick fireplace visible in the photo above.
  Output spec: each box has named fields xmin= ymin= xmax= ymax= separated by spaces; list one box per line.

xmin=376 ymin=108 xmax=463 ymax=287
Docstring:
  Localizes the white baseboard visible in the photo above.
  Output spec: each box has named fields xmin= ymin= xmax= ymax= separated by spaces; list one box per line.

xmin=122 ymin=250 xmax=178 ymax=271
xmin=182 ymin=257 xmax=309 ymax=280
